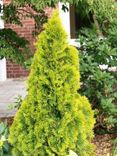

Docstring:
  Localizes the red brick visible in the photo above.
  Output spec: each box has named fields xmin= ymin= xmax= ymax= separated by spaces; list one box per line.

xmin=4 ymin=0 xmax=54 ymax=78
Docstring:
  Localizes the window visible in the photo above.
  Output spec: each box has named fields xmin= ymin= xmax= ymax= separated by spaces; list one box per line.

xmin=70 ymin=5 xmax=92 ymax=39
xmin=59 ymin=3 xmax=92 ymax=39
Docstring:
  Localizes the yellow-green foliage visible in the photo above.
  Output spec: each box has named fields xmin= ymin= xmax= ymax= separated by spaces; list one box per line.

xmin=9 ymin=11 xmax=95 ymax=156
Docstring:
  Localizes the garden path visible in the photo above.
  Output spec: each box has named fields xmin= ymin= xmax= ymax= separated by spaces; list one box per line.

xmin=0 ymin=78 xmax=27 ymax=117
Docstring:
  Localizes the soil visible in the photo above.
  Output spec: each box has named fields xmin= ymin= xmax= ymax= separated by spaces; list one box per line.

xmin=93 ymin=134 xmax=117 ymax=156
xmin=0 ymin=116 xmax=14 ymax=126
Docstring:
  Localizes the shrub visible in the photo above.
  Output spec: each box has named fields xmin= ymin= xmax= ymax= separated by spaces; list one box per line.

xmin=9 ymin=11 xmax=95 ymax=156
xmin=78 ymin=28 xmax=117 ymax=133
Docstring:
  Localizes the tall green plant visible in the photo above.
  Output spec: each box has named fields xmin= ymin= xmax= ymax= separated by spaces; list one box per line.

xmin=9 ymin=11 xmax=95 ymax=156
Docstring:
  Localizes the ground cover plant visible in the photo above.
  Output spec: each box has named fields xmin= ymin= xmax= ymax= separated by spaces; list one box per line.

xmin=0 ymin=121 xmax=12 ymax=156
xmin=9 ymin=11 xmax=95 ymax=156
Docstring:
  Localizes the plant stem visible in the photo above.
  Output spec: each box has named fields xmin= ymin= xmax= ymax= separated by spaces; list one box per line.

xmin=93 ymin=14 xmax=103 ymax=38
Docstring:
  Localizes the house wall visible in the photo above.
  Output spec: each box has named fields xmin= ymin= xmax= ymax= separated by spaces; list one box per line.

xmin=5 ymin=19 xmax=35 ymax=78
xmin=4 ymin=0 xmax=54 ymax=78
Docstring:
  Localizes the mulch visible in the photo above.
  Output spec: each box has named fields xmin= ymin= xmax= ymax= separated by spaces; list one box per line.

xmin=93 ymin=134 xmax=117 ymax=156
xmin=0 ymin=116 xmax=14 ymax=126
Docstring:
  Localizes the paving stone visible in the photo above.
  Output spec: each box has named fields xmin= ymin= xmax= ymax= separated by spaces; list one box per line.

xmin=0 ymin=78 xmax=27 ymax=117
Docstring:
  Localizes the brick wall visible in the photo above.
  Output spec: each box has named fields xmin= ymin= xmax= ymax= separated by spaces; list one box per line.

xmin=4 ymin=6 xmax=36 ymax=78
xmin=4 ymin=0 xmax=54 ymax=78
xmin=5 ymin=18 xmax=35 ymax=78
xmin=6 ymin=61 xmax=29 ymax=78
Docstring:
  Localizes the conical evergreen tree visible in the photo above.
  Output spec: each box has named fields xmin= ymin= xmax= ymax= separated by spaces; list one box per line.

xmin=9 ymin=11 xmax=95 ymax=156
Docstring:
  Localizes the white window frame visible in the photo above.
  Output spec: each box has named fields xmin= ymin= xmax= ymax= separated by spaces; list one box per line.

xmin=59 ymin=2 xmax=70 ymax=38
xmin=59 ymin=2 xmax=80 ymax=47
xmin=0 ymin=0 xmax=7 ymax=81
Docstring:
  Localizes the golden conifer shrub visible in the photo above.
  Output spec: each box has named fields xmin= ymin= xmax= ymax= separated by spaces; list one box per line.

xmin=9 ymin=11 xmax=95 ymax=156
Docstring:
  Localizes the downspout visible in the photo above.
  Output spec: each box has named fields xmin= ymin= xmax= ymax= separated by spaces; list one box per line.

xmin=0 ymin=0 xmax=7 ymax=81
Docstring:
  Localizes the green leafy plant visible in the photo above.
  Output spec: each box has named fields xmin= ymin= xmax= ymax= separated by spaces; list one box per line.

xmin=0 ymin=121 xmax=11 ymax=156
xmin=78 ymin=28 xmax=117 ymax=133
xmin=8 ymin=95 xmax=23 ymax=110
xmin=111 ymin=138 xmax=117 ymax=156
xmin=0 ymin=2 xmax=47 ymax=64
xmin=24 ymin=57 xmax=33 ymax=69
xmin=9 ymin=11 xmax=95 ymax=156
xmin=0 ymin=28 xmax=29 ymax=65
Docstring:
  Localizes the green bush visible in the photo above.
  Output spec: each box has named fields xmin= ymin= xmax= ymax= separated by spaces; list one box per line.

xmin=9 ymin=11 xmax=95 ymax=156
xmin=78 ymin=28 xmax=117 ymax=133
